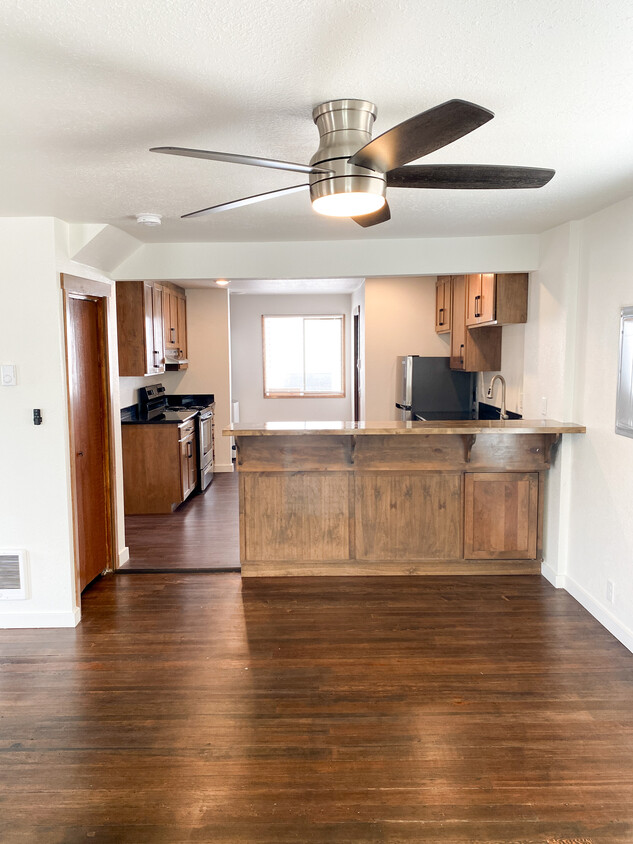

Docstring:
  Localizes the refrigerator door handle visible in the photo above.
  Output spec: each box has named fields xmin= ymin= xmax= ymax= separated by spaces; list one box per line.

xmin=395 ymin=403 xmax=412 ymax=411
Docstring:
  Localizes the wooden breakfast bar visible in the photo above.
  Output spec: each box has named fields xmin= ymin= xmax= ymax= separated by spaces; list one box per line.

xmin=223 ymin=420 xmax=585 ymax=577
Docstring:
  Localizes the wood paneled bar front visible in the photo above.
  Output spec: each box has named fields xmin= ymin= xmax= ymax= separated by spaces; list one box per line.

xmin=223 ymin=421 xmax=585 ymax=577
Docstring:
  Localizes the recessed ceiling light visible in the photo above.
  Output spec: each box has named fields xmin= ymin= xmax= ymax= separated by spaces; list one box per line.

xmin=216 ymin=279 xmax=229 ymax=286
xmin=136 ymin=213 xmax=162 ymax=226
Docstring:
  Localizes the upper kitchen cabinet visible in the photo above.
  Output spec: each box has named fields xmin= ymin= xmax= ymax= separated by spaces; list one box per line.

xmin=450 ymin=275 xmax=502 ymax=372
xmin=116 ymin=281 xmax=165 ymax=377
xmin=162 ymin=284 xmax=188 ymax=368
xmin=435 ymin=276 xmax=452 ymax=334
xmin=466 ymin=273 xmax=528 ymax=328
xmin=116 ymin=280 xmax=188 ymax=377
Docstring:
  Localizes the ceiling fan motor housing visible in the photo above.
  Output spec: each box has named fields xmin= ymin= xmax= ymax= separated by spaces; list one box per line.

xmin=309 ymin=99 xmax=387 ymax=206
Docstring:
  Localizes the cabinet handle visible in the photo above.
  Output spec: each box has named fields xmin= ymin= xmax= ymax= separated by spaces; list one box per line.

xmin=187 ymin=441 xmax=193 ymax=458
xmin=474 ymin=294 xmax=481 ymax=318
xmin=170 ymin=327 xmax=175 ymax=342
xmin=460 ymin=343 xmax=464 ymax=363
xmin=439 ymin=307 xmax=444 ymax=326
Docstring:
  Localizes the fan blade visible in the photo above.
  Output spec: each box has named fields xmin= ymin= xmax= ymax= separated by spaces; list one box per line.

xmin=182 ymin=184 xmax=310 ymax=218
xmin=348 ymin=100 xmax=494 ymax=172
xmin=150 ymin=146 xmax=333 ymax=176
xmin=387 ymin=164 xmax=555 ymax=189
xmin=352 ymin=201 xmax=391 ymax=228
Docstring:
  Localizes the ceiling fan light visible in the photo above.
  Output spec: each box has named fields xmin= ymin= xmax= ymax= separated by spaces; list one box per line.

xmin=312 ymin=192 xmax=385 ymax=218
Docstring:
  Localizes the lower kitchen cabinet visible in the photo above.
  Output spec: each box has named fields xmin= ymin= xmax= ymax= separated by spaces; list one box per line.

xmin=122 ymin=420 xmax=198 ymax=514
xmin=179 ymin=427 xmax=197 ymax=501
xmin=464 ymin=472 xmax=539 ymax=560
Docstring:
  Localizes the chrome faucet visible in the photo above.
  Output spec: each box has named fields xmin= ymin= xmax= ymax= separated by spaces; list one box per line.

xmin=487 ymin=374 xmax=508 ymax=420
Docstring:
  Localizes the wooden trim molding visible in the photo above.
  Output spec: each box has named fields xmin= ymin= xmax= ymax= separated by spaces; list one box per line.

xmin=62 ymin=274 xmax=118 ymax=602
xmin=61 ymin=273 xmax=113 ymax=298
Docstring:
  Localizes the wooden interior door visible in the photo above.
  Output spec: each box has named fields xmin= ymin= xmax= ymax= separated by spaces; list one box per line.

xmin=66 ymin=294 xmax=113 ymax=592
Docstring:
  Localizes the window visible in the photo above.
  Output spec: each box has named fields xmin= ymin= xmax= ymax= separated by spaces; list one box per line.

xmin=262 ymin=315 xmax=345 ymax=398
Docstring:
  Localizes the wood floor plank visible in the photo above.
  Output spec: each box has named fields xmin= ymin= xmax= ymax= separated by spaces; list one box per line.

xmin=0 ymin=574 xmax=632 ymax=842
xmin=120 ymin=472 xmax=240 ymax=570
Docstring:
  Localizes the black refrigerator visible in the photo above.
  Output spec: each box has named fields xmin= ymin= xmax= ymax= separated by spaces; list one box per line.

xmin=395 ymin=356 xmax=475 ymax=421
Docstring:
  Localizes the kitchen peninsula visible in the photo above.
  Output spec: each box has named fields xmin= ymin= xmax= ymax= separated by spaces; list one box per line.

xmin=224 ymin=420 xmax=585 ymax=577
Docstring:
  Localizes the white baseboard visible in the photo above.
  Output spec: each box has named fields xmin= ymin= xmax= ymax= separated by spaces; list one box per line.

xmin=560 ymin=574 xmax=633 ymax=654
xmin=540 ymin=562 xmax=566 ymax=589
xmin=0 ymin=606 xmax=81 ymax=629
xmin=215 ymin=463 xmax=234 ymax=473
xmin=118 ymin=546 xmax=130 ymax=566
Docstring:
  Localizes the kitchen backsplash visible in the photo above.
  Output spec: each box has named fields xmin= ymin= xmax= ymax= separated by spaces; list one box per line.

xmin=118 ymin=372 xmax=182 ymax=408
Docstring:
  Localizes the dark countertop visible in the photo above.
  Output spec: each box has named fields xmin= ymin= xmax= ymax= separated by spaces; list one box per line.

xmin=120 ymin=405 xmax=198 ymax=425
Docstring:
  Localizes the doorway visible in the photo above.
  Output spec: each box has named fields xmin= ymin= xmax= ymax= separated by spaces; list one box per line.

xmin=63 ymin=276 xmax=115 ymax=594
xmin=353 ymin=308 xmax=361 ymax=422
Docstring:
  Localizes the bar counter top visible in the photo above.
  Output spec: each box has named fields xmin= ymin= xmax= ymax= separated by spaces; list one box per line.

xmin=224 ymin=419 xmax=586 ymax=437
xmin=227 ymin=418 xmax=585 ymax=577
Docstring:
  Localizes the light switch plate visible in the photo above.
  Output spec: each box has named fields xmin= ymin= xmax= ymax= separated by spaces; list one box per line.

xmin=1 ymin=364 xmax=17 ymax=386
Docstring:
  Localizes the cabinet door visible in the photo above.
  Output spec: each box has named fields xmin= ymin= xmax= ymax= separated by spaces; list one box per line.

xmin=435 ymin=276 xmax=451 ymax=333
xmin=143 ymin=282 xmax=163 ymax=375
xmin=450 ymin=275 xmax=466 ymax=369
xmin=151 ymin=284 xmax=165 ymax=372
xmin=180 ymin=432 xmax=197 ymax=500
xmin=177 ymin=294 xmax=187 ymax=358
xmin=464 ymin=472 xmax=538 ymax=559
xmin=465 ymin=274 xmax=482 ymax=326
xmin=163 ymin=288 xmax=177 ymax=349
xmin=479 ymin=273 xmax=496 ymax=323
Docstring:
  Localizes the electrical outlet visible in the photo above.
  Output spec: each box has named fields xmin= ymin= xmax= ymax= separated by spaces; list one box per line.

xmin=541 ymin=396 xmax=548 ymax=417
xmin=606 ymin=579 xmax=615 ymax=605
xmin=518 ymin=389 xmax=523 ymax=414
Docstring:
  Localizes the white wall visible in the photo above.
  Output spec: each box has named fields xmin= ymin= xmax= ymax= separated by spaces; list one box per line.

xmin=118 ymin=372 xmax=182 ymax=409
xmin=563 ymin=198 xmax=633 ymax=651
xmin=364 ymin=276 xmax=448 ymax=420
xmin=168 ymin=288 xmax=233 ymax=471
xmin=230 ymin=293 xmax=353 ymax=423
xmin=478 ymin=324 xmax=526 ymax=415
xmin=523 ymin=222 xmax=582 ymax=587
xmin=0 ymin=218 xmax=78 ymax=626
xmin=114 ymin=234 xmax=540 ymax=281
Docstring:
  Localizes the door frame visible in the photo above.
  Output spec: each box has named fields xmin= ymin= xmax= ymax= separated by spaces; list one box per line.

xmin=62 ymin=273 xmax=117 ymax=604
xmin=353 ymin=306 xmax=361 ymax=422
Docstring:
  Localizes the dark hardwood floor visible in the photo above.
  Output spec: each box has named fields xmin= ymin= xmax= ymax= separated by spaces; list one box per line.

xmin=120 ymin=471 xmax=240 ymax=571
xmin=1 ymin=573 xmax=633 ymax=842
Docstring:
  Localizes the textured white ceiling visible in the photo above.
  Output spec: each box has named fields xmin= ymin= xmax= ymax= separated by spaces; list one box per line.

xmin=2 ymin=0 xmax=633 ymax=243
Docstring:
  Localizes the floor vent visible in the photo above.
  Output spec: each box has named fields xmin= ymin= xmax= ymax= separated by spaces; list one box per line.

xmin=0 ymin=551 xmax=28 ymax=600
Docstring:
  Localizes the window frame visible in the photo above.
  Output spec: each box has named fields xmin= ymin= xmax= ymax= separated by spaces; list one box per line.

xmin=261 ymin=314 xmax=346 ymax=399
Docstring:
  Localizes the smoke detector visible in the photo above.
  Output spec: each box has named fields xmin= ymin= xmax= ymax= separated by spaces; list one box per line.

xmin=136 ymin=213 xmax=162 ymax=227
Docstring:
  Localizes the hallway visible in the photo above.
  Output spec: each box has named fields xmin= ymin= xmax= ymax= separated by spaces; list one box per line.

xmin=119 ymin=472 xmax=240 ymax=571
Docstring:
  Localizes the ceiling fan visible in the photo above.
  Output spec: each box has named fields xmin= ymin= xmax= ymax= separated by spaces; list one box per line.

xmin=150 ymin=98 xmax=554 ymax=228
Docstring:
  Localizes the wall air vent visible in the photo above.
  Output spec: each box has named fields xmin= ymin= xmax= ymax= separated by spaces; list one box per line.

xmin=0 ymin=551 xmax=28 ymax=600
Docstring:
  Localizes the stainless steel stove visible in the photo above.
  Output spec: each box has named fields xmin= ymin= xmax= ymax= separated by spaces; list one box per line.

xmin=138 ymin=384 xmax=215 ymax=490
